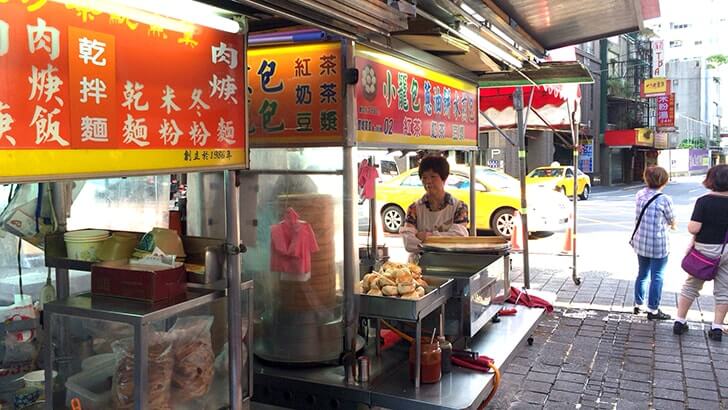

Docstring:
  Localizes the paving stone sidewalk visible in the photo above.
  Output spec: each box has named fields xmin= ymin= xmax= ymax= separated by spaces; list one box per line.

xmin=487 ymin=262 xmax=727 ymax=409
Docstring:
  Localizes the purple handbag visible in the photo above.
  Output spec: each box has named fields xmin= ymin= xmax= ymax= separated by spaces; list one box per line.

xmin=681 ymin=230 xmax=728 ymax=281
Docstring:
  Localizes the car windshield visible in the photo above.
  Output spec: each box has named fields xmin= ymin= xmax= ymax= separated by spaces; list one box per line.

xmin=476 ymin=169 xmax=518 ymax=190
xmin=530 ymin=168 xmax=563 ymax=178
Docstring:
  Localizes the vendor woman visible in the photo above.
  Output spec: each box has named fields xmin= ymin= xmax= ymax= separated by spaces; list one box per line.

xmin=401 ymin=155 xmax=469 ymax=261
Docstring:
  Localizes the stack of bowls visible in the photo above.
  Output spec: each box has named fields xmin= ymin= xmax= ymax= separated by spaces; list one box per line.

xmin=64 ymin=230 xmax=110 ymax=262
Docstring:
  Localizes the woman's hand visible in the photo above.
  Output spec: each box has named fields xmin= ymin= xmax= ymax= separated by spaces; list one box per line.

xmin=416 ymin=231 xmax=430 ymax=242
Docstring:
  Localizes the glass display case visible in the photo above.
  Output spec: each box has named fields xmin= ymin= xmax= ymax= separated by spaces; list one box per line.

xmin=44 ymin=284 xmax=252 ymax=410
xmin=243 ymin=148 xmax=346 ymax=363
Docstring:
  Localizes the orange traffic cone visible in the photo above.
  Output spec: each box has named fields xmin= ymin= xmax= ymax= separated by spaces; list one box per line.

xmin=510 ymin=210 xmax=523 ymax=252
xmin=560 ymin=214 xmax=574 ymax=255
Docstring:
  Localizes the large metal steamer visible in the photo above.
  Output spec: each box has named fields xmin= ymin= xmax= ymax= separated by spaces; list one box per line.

xmin=418 ymin=237 xmax=511 ymax=345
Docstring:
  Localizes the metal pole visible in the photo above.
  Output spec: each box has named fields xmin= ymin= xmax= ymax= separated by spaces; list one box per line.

xmin=514 ymin=87 xmax=530 ymax=289
xmin=50 ymin=183 xmax=68 ymax=299
xmin=570 ymin=103 xmax=582 ymax=285
xmin=225 ymin=170 xmax=244 ymax=410
xmin=343 ymin=145 xmax=358 ymax=383
xmin=369 ymin=157 xmax=378 ymax=258
xmin=342 ymin=39 xmax=359 ymax=384
xmin=469 ymin=151 xmax=476 ymax=236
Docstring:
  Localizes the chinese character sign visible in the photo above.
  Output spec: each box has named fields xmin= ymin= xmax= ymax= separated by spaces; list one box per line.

xmin=0 ymin=1 xmax=246 ymax=182
xmin=355 ymin=46 xmax=477 ymax=147
xmin=656 ymin=93 xmax=675 ymax=128
xmin=641 ymin=77 xmax=671 ymax=98
xmin=248 ymin=42 xmax=344 ymax=147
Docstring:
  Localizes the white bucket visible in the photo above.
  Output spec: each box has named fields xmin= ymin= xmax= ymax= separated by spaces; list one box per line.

xmin=64 ymin=230 xmax=110 ymax=262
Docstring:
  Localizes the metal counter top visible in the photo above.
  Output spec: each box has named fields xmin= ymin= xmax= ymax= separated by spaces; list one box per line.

xmin=253 ymin=304 xmax=545 ymax=410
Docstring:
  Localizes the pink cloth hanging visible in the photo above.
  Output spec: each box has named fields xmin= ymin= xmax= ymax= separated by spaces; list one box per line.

xmin=270 ymin=208 xmax=319 ymax=277
xmin=357 ymin=159 xmax=379 ymax=200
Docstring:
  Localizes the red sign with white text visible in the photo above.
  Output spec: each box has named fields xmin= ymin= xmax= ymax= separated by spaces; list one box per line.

xmin=0 ymin=1 xmax=246 ymax=182
xmin=354 ymin=46 xmax=478 ymax=147
xmin=656 ymin=93 xmax=675 ymax=128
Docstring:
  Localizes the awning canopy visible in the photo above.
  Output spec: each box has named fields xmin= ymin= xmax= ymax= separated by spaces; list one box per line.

xmin=491 ymin=0 xmax=660 ymax=50
xmin=480 ymin=85 xmax=580 ymax=130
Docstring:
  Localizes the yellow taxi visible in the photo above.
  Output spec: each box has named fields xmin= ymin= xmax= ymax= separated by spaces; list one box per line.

xmin=375 ymin=166 xmax=570 ymax=237
xmin=526 ymin=165 xmax=591 ymax=200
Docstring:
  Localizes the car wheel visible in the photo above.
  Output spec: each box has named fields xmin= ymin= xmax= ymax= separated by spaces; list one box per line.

xmin=491 ymin=208 xmax=516 ymax=238
xmin=381 ymin=205 xmax=405 ymax=233
xmin=579 ymin=185 xmax=590 ymax=200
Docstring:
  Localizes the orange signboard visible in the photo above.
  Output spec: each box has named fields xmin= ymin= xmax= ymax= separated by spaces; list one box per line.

xmin=0 ymin=1 xmax=247 ymax=183
xmin=248 ymin=42 xmax=344 ymax=147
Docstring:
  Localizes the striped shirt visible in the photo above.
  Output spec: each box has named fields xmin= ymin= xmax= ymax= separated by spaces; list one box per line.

xmin=631 ymin=188 xmax=675 ymax=258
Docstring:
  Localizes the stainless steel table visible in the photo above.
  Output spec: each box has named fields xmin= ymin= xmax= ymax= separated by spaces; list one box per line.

xmin=253 ymin=304 xmax=544 ymax=410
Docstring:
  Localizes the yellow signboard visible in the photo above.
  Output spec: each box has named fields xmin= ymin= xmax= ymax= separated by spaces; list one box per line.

xmin=641 ymin=77 xmax=670 ymax=97
xmin=636 ymin=128 xmax=654 ymax=146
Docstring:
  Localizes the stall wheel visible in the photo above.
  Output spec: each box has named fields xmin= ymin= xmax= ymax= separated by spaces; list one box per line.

xmin=527 ymin=337 xmax=534 ymax=346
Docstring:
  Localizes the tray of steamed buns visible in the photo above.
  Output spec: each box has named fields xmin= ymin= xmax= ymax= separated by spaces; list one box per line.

xmin=357 ymin=261 xmax=454 ymax=321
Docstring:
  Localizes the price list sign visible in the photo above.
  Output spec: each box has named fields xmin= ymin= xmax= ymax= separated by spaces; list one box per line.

xmin=0 ymin=1 xmax=247 ymax=182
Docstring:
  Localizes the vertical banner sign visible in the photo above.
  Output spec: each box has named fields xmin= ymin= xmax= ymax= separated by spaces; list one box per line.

xmin=578 ymin=138 xmax=593 ymax=173
xmin=0 ymin=1 xmax=246 ymax=183
xmin=656 ymin=93 xmax=675 ymax=128
xmin=355 ymin=46 xmax=478 ymax=147
xmin=248 ymin=43 xmax=344 ymax=147
xmin=652 ymin=40 xmax=665 ymax=77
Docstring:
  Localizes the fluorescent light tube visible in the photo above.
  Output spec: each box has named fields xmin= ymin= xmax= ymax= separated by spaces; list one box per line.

xmin=459 ymin=2 xmax=486 ymax=22
xmin=458 ymin=25 xmax=523 ymax=68
xmin=52 ymin=0 xmax=240 ymax=33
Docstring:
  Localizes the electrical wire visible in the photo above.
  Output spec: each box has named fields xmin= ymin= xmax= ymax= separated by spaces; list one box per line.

xmin=478 ymin=361 xmax=502 ymax=409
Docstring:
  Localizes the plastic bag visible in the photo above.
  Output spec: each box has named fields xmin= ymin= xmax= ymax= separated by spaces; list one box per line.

xmin=0 ymin=181 xmax=83 ymax=247
xmin=111 ymin=334 xmax=173 ymax=410
xmin=0 ymin=184 xmax=56 ymax=248
xmin=169 ymin=316 xmax=214 ymax=402
xmin=0 ymin=294 xmax=37 ymax=366
xmin=83 ymin=319 xmax=133 ymax=354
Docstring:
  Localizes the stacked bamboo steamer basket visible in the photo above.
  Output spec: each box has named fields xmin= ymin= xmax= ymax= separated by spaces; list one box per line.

xmin=277 ymin=193 xmax=336 ymax=311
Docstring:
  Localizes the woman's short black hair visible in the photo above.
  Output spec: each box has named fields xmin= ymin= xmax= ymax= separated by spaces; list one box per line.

xmin=418 ymin=155 xmax=449 ymax=181
xmin=703 ymin=164 xmax=728 ymax=192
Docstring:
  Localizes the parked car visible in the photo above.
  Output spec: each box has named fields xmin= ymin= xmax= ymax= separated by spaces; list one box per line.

xmin=375 ymin=166 xmax=571 ymax=237
xmin=526 ymin=166 xmax=591 ymax=200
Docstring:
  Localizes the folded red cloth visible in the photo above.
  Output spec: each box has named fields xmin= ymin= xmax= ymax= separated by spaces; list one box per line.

xmin=506 ymin=286 xmax=553 ymax=313
xmin=451 ymin=355 xmax=494 ymax=372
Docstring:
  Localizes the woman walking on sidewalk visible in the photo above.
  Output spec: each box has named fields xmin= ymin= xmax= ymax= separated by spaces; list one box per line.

xmin=674 ymin=164 xmax=728 ymax=341
xmin=631 ymin=166 xmax=676 ymax=320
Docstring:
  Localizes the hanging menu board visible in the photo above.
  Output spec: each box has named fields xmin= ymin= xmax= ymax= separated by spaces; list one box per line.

xmin=248 ymin=42 xmax=344 ymax=147
xmin=0 ymin=1 xmax=247 ymax=183
xmin=355 ymin=45 xmax=478 ymax=148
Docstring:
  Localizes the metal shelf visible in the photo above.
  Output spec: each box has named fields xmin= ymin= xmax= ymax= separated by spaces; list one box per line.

xmin=43 ymin=289 xmax=225 ymax=325
xmin=44 ymin=230 xmax=224 ymax=273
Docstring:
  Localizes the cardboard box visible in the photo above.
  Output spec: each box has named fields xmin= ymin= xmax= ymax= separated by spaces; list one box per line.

xmin=91 ymin=261 xmax=186 ymax=303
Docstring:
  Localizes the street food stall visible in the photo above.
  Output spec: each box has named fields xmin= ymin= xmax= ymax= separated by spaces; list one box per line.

xmin=0 ymin=1 xmax=251 ymax=409
xmin=241 ymin=29 xmax=544 ymax=408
